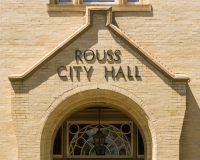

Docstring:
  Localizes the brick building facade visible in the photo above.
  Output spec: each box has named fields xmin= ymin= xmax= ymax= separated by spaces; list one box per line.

xmin=0 ymin=0 xmax=200 ymax=160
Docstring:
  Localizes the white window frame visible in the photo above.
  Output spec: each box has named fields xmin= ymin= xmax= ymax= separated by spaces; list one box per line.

xmin=66 ymin=121 xmax=133 ymax=158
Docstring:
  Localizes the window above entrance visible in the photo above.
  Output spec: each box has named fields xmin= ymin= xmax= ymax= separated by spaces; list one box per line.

xmin=58 ymin=0 xmax=140 ymax=3
xmin=47 ymin=0 xmax=151 ymax=12
xmin=55 ymin=0 xmax=142 ymax=3
xmin=52 ymin=107 xmax=145 ymax=160
xmin=68 ymin=123 xmax=132 ymax=157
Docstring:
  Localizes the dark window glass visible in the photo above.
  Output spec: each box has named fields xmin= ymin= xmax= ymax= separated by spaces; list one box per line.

xmin=59 ymin=0 xmax=71 ymax=2
xmin=74 ymin=146 xmax=82 ymax=155
xmin=83 ymin=0 xmax=114 ymax=2
xmin=122 ymin=124 xmax=131 ymax=133
xmin=138 ymin=129 xmax=144 ymax=155
xmin=127 ymin=0 xmax=139 ymax=2
xmin=53 ymin=126 xmax=62 ymax=155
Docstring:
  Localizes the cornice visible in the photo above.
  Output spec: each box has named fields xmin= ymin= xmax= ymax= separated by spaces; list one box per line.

xmin=8 ymin=6 xmax=189 ymax=83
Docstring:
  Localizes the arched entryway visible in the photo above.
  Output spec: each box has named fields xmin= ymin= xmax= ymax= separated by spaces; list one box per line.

xmin=39 ymin=85 xmax=156 ymax=160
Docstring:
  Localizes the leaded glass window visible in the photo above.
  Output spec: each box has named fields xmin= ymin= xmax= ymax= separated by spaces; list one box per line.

xmin=53 ymin=107 xmax=145 ymax=159
xmin=67 ymin=122 xmax=133 ymax=158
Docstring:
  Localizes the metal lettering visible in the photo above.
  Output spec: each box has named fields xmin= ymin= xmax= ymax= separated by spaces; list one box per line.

xmin=107 ymin=50 xmax=113 ymax=61
xmin=84 ymin=50 xmax=95 ymax=61
xmin=105 ymin=66 xmax=114 ymax=78
xmin=135 ymin=66 xmax=140 ymax=77
xmin=96 ymin=50 xmax=106 ymax=61
xmin=116 ymin=66 xmax=125 ymax=78
xmin=74 ymin=66 xmax=81 ymax=78
xmin=127 ymin=66 xmax=133 ymax=78
xmin=75 ymin=50 xmax=82 ymax=62
xmin=84 ymin=66 xmax=93 ymax=78
xmin=70 ymin=66 xmax=73 ymax=78
xmin=57 ymin=66 xmax=67 ymax=77
xmin=114 ymin=50 xmax=121 ymax=61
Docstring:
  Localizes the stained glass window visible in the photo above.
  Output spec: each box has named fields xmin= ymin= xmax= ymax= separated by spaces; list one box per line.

xmin=68 ymin=123 xmax=132 ymax=157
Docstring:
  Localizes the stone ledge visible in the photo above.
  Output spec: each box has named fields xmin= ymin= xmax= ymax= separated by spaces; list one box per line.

xmin=9 ymin=6 xmax=189 ymax=83
xmin=47 ymin=4 xmax=152 ymax=12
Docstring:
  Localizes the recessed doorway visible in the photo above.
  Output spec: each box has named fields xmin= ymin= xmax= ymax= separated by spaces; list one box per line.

xmin=53 ymin=107 xmax=145 ymax=160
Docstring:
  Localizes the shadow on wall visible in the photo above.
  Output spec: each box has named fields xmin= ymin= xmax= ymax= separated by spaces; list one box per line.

xmin=113 ymin=6 xmax=154 ymax=28
xmin=10 ymin=14 xmax=103 ymax=93
xmin=179 ymin=84 xmax=200 ymax=159
xmin=12 ymin=9 xmax=177 ymax=97
xmin=108 ymin=24 xmax=186 ymax=96
xmin=11 ymin=12 xmax=148 ymax=94
xmin=115 ymin=9 xmax=153 ymax=18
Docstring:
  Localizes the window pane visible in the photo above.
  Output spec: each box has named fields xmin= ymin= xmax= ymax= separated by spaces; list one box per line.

xmin=59 ymin=0 xmax=71 ymax=2
xmin=138 ymin=129 xmax=144 ymax=155
xmin=127 ymin=0 xmax=139 ymax=2
xmin=83 ymin=0 xmax=114 ymax=2
xmin=68 ymin=123 xmax=132 ymax=156
xmin=53 ymin=126 xmax=62 ymax=155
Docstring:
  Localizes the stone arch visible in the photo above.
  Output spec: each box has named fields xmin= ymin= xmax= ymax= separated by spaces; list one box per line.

xmin=38 ymin=84 xmax=157 ymax=160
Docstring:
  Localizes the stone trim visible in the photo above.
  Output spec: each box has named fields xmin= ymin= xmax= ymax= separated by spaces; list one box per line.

xmin=8 ymin=24 xmax=92 ymax=82
xmin=8 ymin=6 xmax=189 ymax=83
xmin=38 ymin=84 xmax=156 ymax=160
xmin=106 ymin=24 xmax=189 ymax=82
xmin=47 ymin=4 xmax=152 ymax=12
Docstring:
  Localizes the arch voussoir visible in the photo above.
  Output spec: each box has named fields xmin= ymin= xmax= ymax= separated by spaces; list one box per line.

xmin=39 ymin=84 xmax=157 ymax=160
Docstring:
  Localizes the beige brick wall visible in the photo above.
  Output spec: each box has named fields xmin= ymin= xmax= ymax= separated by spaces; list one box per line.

xmin=0 ymin=0 xmax=84 ymax=159
xmin=115 ymin=1 xmax=200 ymax=159
xmin=0 ymin=0 xmax=199 ymax=160
xmin=10 ymin=13 xmax=186 ymax=160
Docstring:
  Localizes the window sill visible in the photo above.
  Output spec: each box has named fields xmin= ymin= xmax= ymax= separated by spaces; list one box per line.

xmin=46 ymin=4 xmax=152 ymax=12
